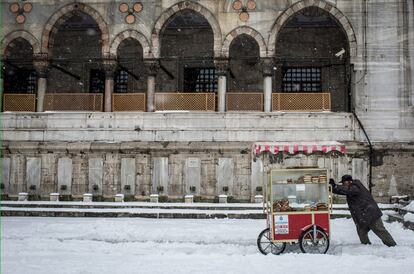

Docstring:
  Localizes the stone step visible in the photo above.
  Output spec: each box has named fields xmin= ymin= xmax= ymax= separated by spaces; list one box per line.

xmin=1 ymin=201 xmax=399 ymax=219
xmin=1 ymin=201 xmax=264 ymax=211
xmin=0 ymin=201 xmax=398 ymax=211
xmin=387 ymin=213 xmax=414 ymax=231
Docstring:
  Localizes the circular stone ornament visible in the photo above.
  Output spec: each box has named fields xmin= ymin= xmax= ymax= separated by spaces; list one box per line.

xmin=239 ymin=11 xmax=249 ymax=22
xmin=125 ymin=14 xmax=136 ymax=24
xmin=9 ymin=3 xmax=20 ymax=13
xmin=16 ymin=14 xmax=26 ymax=24
xmin=133 ymin=2 xmax=143 ymax=13
xmin=247 ymin=0 xmax=256 ymax=10
xmin=23 ymin=2 xmax=33 ymax=13
xmin=119 ymin=3 xmax=129 ymax=13
xmin=232 ymin=0 xmax=242 ymax=11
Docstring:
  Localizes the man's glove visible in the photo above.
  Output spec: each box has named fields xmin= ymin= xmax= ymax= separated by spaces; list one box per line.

xmin=329 ymin=178 xmax=336 ymax=187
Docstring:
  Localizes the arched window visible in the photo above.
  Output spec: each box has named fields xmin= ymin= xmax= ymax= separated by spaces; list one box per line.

xmin=229 ymin=34 xmax=261 ymax=92
xmin=159 ymin=10 xmax=215 ymax=92
xmin=115 ymin=38 xmax=145 ymax=93
xmin=275 ymin=7 xmax=350 ymax=111
xmin=48 ymin=11 xmax=102 ymax=93
xmin=3 ymin=38 xmax=36 ymax=93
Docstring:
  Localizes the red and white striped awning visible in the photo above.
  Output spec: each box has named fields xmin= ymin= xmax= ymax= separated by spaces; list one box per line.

xmin=253 ymin=141 xmax=346 ymax=156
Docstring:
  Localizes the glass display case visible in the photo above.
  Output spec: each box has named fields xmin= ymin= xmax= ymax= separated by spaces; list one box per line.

xmin=267 ymin=168 xmax=329 ymax=212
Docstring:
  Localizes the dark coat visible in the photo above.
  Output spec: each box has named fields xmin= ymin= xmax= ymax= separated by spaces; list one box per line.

xmin=332 ymin=179 xmax=382 ymax=230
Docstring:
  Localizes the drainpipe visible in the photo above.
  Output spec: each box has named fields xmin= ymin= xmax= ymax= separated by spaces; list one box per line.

xmin=352 ymin=111 xmax=374 ymax=193
xmin=350 ymin=0 xmax=372 ymax=192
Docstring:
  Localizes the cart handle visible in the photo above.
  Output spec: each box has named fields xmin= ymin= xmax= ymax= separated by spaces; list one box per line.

xmin=328 ymin=184 xmax=333 ymax=213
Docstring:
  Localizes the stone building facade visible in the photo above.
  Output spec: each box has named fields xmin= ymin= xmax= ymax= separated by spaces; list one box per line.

xmin=1 ymin=0 xmax=413 ymax=202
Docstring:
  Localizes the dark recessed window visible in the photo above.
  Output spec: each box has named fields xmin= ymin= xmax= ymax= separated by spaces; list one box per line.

xmin=89 ymin=69 xmax=105 ymax=93
xmin=282 ymin=67 xmax=321 ymax=92
xmin=3 ymin=68 xmax=37 ymax=93
xmin=114 ymin=70 xmax=129 ymax=93
xmin=184 ymin=67 xmax=217 ymax=92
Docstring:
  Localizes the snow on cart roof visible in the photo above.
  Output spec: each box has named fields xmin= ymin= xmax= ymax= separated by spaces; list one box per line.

xmin=252 ymin=141 xmax=346 ymax=156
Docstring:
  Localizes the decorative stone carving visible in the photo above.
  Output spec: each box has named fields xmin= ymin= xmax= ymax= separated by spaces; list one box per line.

xmin=232 ymin=0 xmax=257 ymax=22
xmin=119 ymin=2 xmax=143 ymax=24
xmin=9 ymin=2 xmax=33 ymax=24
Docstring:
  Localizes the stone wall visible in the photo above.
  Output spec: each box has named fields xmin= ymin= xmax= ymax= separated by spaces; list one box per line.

xmin=2 ymin=141 xmax=412 ymax=201
xmin=1 ymin=112 xmax=413 ymax=201
xmin=372 ymin=150 xmax=414 ymax=202
xmin=1 ymin=0 xmax=413 ymax=202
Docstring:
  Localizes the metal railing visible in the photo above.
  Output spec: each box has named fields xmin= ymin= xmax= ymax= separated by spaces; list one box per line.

xmin=44 ymin=93 xmax=103 ymax=111
xmin=2 ymin=92 xmax=331 ymax=113
xmin=272 ymin=93 xmax=331 ymax=111
xmin=3 ymin=94 xmax=36 ymax=112
xmin=113 ymin=93 xmax=146 ymax=111
xmin=155 ymin=92 xmax=216 ymax=111
xmin=226 ymin=92 xmax=263 ymax=111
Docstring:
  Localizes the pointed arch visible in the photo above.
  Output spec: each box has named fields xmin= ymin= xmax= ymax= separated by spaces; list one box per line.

xmin=110 ymin=30 xmax=152 ymax=59
xmin=151 ymin=1 xmax=222 ymax=58
xmin=2 ymin=30 xmax=40 ymax=55
xmin=222 ymin=26 xmax=267 ymax=58
xmin=41 ymin=2 xmax=109 ymax=55
xmin=268 ymin=0 xmax=357 ymax=59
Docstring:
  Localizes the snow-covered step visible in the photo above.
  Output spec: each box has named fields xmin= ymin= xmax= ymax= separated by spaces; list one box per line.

xmin=0 ymin=206 xmax=352 ymax=219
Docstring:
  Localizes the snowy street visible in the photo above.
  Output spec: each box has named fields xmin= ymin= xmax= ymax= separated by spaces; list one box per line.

xmin=2 ymin=217 xmax=413 ymax=274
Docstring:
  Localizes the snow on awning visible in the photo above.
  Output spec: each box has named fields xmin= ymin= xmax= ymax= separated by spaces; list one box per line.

xmin=253 ymin=141 xmax=346 ymax=156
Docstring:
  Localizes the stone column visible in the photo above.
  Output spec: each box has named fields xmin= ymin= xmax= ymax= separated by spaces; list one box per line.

xmin=33 ymin=54 xmax=49 ymax=112
xmin=144 ymin=59 xmax=160 ymax=112
xmin=214 ymin=58 xmax=229 ymax=112
xmin=103 ymin=56 xmax=117 ymax=112
xmin=261 ymin=58 xmax=275 ymax=112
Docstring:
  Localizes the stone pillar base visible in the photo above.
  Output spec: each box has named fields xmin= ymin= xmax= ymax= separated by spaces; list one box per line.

xmin=218 ymin=194 xmax=228 ymax=204
xmin=50 ymin=193 xmax=60 ymax=202
xmin=83 ymin=193 xmax=93 ymax=203
xmin=254 ymin=195 xmax=263 ymax=203
xmin=184 ymin=195 xmax=194 ymax=203
xmin=150 ymin=194 xmax=159 ymax=203
xmin=18 ymin=192 xmax=28 ymax=201
xmin=115 ymin=194 xmax=124 ymax=202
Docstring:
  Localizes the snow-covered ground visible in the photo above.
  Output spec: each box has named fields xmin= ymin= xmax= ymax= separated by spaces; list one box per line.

xmin=2 ymin=217 xmax=414 ymax=274
xmin=404 ymin=201 xmax=414 ymax=212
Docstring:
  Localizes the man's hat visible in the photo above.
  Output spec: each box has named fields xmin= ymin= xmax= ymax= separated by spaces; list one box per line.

xmin=341 ymin=175 xmax=353 ymax=183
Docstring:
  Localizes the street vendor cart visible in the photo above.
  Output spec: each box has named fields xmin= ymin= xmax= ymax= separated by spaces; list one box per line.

xmin=252 ymin=142 xmax=346 ymax=255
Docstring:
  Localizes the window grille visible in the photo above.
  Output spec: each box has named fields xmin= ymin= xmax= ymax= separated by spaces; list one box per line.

xmin=89 ymin=69 xmax=105 ymax=93
xmin=114 ymin=70 xmax=129 ymax=93
xmin=3 ymin=68 xmax=37 ymax=93
xmin=27 ymin=71 xmax=37 ymax=93
xmin=282 ymin=67 xmax=321 ymax=92
xmin=184 ymin=67 xmax=217 ymax=92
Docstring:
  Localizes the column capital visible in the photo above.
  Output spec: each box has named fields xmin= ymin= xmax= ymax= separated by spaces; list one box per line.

xmin=144 ymin=58 xmax=160 ymax=76
xmin=214 ymin=58 xmax=229 ymax=76
xmin=102 ymin=56 xmax=117 ymax=78
xmin=260 ymin=57 xmax=275 ymax=77
xmin=33 ymin=53 xmax=50 ymax=78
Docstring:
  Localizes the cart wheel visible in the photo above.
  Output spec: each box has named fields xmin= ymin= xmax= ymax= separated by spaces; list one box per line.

xmin=299 ymin=227 xmax=329 ymax=254
xmin=257 ymin=228 xmax=286 ymax=255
